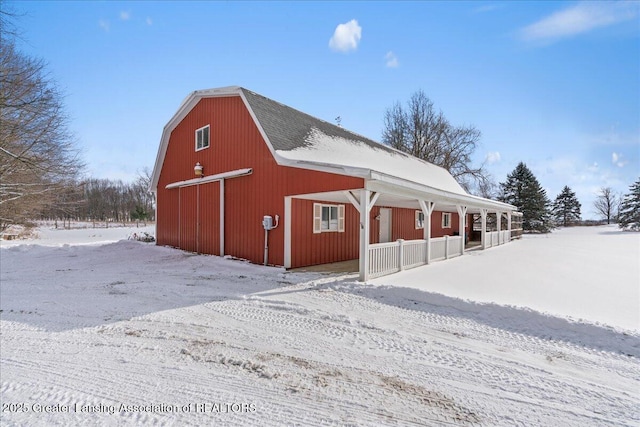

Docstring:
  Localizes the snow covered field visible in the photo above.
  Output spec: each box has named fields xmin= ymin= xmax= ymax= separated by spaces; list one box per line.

xmin=373 ymin=226 xmax=639 ymax=332
xmin=1 ymin=225 xmax=638 ymax=426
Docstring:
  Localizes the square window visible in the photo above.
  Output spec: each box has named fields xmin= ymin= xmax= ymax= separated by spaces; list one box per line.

xmin=314 ymin=203 xmax=345 ymax=233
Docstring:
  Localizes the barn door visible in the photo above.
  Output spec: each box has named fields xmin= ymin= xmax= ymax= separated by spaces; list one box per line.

xmin=178 ymin=183 xmax=220 ymax=254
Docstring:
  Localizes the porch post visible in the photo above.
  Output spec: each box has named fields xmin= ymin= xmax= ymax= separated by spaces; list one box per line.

xmin=507 ymin=211 xmax=512 ymax=242
xmin=284 ymin=196 xmax=292 ymax=269
xmin=418 ymin=200 xmax=434 ymax=265
xmin=480 ymin=209 xmax=488 ymax=250
xmin=359 ymin=189 xmax=372 ymax=281
xmin=456 ymin=205 xmax=467 ymax=255
xmin=496 ymin=211 xmax=502 ymax=245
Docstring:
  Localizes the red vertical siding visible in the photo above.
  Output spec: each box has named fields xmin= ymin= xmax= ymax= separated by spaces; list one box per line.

xmin=156 ymin=187 xmax=179 ymax=247
xmin=430 ymin=211 xmax=470 ymax=238
xmin=366 ymin=207 xmax=471 ymax=244
xmin=179 ymin=186 xmax=198 ymax=253
xmin=290 ymin=199 xmax=360 ymax=268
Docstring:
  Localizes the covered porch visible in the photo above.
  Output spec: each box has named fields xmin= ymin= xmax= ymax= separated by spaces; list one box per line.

xmin=284 ymin=174 xmax=520 ymax=281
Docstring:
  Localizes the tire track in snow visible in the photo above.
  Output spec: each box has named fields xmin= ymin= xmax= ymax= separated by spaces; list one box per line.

xmin=211 ymin=283 xmax=639 ymax=426
xmin=3 ymin=265 xmax=639 ymax=426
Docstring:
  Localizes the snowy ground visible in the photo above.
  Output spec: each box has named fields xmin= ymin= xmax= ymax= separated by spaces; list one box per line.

xmin=1 ymin=225 xmax=638 ymax=426
xmin=373 ymin=225 xmax=640 ymax=332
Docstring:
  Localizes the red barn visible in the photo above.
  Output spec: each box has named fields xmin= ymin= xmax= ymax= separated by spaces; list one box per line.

xmin=150 ymin=87 xmax=520 ymax=280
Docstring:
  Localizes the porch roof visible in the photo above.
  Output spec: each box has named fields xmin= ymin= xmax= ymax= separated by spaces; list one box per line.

xmin=290 ymin=181 xmax=514 ymax=214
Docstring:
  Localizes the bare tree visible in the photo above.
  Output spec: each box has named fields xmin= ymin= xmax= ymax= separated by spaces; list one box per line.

xmin=131 ymin=168 xmax=155 ymax=223
xmin=381 ymin=89 xmax=490 ymax=193
xmin=55 ymin=175 xmax=155 ymax=227
xmin=476 ymin=173 xmax=498 ymax=199
xmin=38 ymin=180 xmax=86 ymax=228
xmin=593 ymin=187 xmax=619 ymax=224
xmin=0 ymin=12 xmax=83 ymax=230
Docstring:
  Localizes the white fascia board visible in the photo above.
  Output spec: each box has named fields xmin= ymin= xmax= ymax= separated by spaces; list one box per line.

xmin=273 ymin=157 xmax=515 ymax=211
xmin=165 ymin=168 xmax=252 ymax=189
xmin=150 ymin=87 xmax=244 ymax=192
xmin=273 ymin=156 xmax=372 ymax=179
xmin=461 ymin=192 xmax=517 ymax=211
xmin=367 ymin=172 xmax=516 ymax=211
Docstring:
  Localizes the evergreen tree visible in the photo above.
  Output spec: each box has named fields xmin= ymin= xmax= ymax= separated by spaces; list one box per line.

xmin=499 ymin=162 xmax=553 ymax=233
xmin=552 ymin=186 xmax=581 ymax=227
xmin=618 ymin=178 xmax=640 ymax=231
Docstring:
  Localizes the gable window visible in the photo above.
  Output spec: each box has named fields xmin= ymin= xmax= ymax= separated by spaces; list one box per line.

xmin=415 ymin=210 xmax=424 ymax=229
xmin=313 ymin=203 xmax=345 ymax=233
xmin=442 ymin=212 xmax=451 ymax=228
xmin=195 ymin=125 xmax=210 ymax=151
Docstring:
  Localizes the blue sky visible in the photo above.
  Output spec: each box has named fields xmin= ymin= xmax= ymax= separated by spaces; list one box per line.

xmin=8 ymin=1 xmax=640 ymax=218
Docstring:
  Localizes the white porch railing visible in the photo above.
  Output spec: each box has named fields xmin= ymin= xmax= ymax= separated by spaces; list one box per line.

xmin=486 ymin=230 xmax=512 ymax=248
xmin=402 ymin=239 xmax=427 ymax=269
xmin=368 ymin=236 xmax=463 ymax=279
xmin=367 ymin=241 xmax=400 ymax=278
xmin=431 ymin=237 xmax=446 ymax=261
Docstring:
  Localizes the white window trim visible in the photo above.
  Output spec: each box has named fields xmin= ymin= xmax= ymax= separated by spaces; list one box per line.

xmin=195 ymin=124 xmax=210 ymax=152
xmin=313 ymin=203 xmax=345 ymax=233
xmin=415 ymin=210 xmax=424 ymax=229
xmin=442 ymin=212 xmax=451 ymax=229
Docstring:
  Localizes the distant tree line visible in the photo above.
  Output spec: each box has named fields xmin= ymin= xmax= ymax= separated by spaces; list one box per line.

xmin=37 ymin=171 xmax=155 ymax=229
xmin=497 ymin=162 xmax=638 ymax=233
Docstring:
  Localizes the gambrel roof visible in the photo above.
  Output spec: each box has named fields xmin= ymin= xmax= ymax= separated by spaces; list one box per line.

xmin=151 ymin=86 xmax=515 ymax=212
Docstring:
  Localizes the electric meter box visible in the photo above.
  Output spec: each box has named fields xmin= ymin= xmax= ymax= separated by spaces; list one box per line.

xmin=262 ymin=215 xmax=273 ymax=230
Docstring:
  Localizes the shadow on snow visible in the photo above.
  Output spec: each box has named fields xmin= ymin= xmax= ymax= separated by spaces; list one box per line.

xmin=310 ymin=279 xmax=640 ymax=359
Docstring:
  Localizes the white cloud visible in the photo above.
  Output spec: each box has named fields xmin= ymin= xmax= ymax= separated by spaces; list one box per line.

xmin=120 ymin=11 xmax=131 ymax=21
xmin=385 ymin=51 xmax=399 ymax=68
xmin=612 ymin=152 xmax=619 ymax=163
xmin=472 ymin=4 xmax=501 ymax=14
xmin=612 ymin=152 xmax=627 ymax=167
xmin=98 ymin=19 xmax=110 ymax=32
xmin=146 ymin=17 xmax=153 ymax=26
xmin=520 ymin=1 xmax=639 ymax=43
xmin=485 ymin=151 xmax=501 ymax=164
xmin=329 ymin=19 xmax=362 ymax=52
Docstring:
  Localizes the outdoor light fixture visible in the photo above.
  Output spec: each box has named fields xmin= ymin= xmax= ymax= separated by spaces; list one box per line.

xmin=194 ymin=162 xmax=203 ymax=177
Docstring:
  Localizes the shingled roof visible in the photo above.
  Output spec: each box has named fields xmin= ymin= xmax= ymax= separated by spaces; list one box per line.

xmin=240 ymin=88 xmax=396 ymax=154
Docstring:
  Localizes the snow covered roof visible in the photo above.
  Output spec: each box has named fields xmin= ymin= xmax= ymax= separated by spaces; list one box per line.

xmin=240 ymin=89 xmax=468 ymax=196
xmin=151 ymin=86 xmax=515 ymax=211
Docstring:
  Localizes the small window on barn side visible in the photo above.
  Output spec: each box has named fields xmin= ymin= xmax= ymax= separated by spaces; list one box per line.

xmin=313 ymin=203 xmax=345 ymax=233
xmin=415 ymin=211 xmax=424 ymax=229
xmin=442 ymin=212 xmax=451 ymax=228
xmin=195 ymin=125 xmax=210 ymax=151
